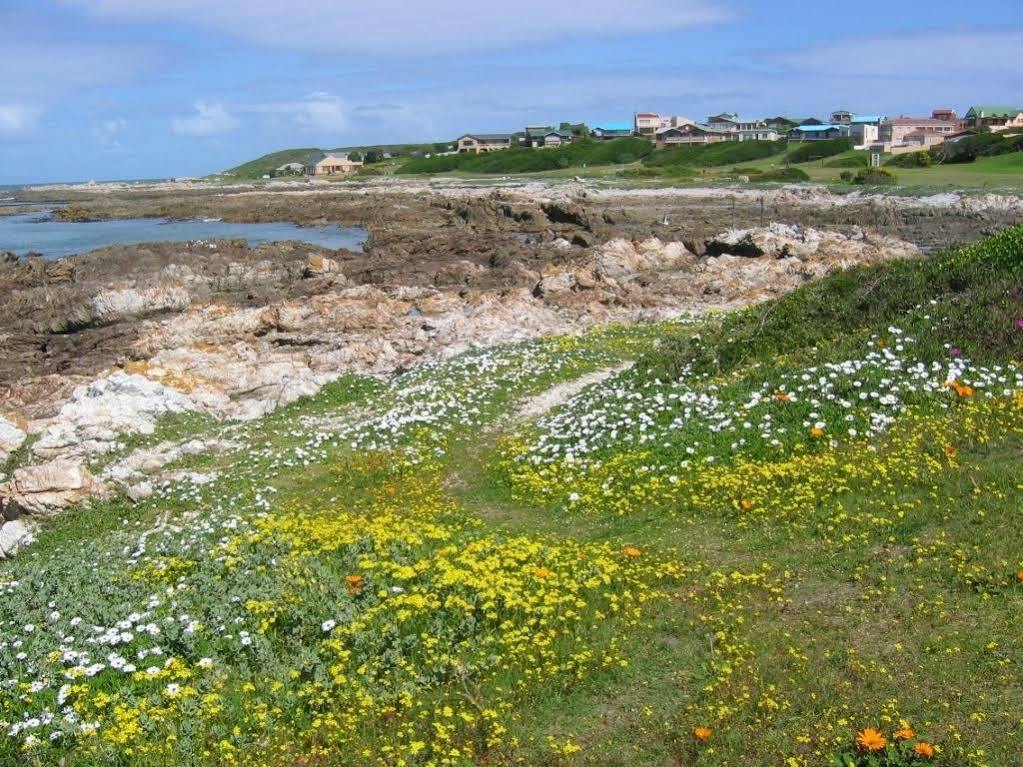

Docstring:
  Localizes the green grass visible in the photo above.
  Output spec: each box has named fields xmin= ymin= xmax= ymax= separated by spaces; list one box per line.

xmin=397 ymin=138 xmax=654 ymax=175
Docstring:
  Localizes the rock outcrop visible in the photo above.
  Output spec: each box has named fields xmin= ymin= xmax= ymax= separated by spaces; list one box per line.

xmin=0 ymin=460 xmax=107 ymax=517
xmin=0 ymin=418 xmax=27 ymax=466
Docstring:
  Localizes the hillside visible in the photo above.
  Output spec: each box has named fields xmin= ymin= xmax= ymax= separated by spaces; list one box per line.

xmin=1 ymin=221 xmax=1021 ymax=765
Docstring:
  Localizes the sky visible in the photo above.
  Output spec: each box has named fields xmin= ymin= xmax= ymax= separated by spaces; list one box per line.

xmin=0 ymin=0 xmax=1020 ymax=184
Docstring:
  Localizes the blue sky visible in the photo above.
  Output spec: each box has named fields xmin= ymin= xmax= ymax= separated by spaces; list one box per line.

xmin=1 ymin=0 xmax=1020 ymax=184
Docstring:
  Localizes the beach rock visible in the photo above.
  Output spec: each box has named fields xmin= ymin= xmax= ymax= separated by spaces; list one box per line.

xmin=32 ymin=373 xmax=198 ymax=460
xmin=303 ymin=254 xmax=346 ymax=280
xmin=0 ymin=418 xmax=27 ymax=464
xmin=0 ymin=460 xmax=107 ymax=517
xmin=0 ymin=520 xmax=33 ymax=558
xmin=704 ymin=223 xmax=921 ymax=263
xmin=594 ymin=238 xmax=694 ymax=278
xmin=90 ymin=285 xmax=190 ymax=325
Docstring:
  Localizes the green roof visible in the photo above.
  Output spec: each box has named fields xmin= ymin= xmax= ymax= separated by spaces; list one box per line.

xmin=525 ymin=126 xmax=555 ymax=137
xmin=965 ymin=105 xmax=1023 ymax=119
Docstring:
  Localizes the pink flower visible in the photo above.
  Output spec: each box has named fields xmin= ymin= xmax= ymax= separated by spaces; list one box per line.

xmin=1015 ymin=320 xmax=1023 ymax=330
xmin=949 ymin=348 xmax=962 ymax=357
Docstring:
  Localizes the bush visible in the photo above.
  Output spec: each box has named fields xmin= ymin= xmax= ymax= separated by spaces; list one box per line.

xmin=786 ymin=137 xmax=853 ymax=163
xmin=840 ymin=170 xmax=854 ymax=182
xmin=823 ymin=152 xmax=869 ymax=168
xmin=397 ymin=138 xmax=654 ymax=175
xmin=730 ymin=166 xmax=763 ymax=175
xmin=853 ymin=167 xmax=898 ymax=185
xmin=932 ymin=131 xmax=1023 ymax=164
xmin=643 ymin=140 xmax=786 ymax=168
xmin=886 ymin=151 xmax=934 ymax=168
xmin=638 ymin=223 xmax=1023 ymax=379
xmin=755 ymin=167 xmax=810 ymax=183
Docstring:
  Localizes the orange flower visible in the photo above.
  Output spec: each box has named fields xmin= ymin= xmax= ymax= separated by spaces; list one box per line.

xmin=810 ymin=427 xmax=825 ymax=437
xmin=346 ymin=574 xmax=365 ymax=594
xmin=624 ymin=546 xmax=642 ymax=558
xmin=740 ymin=499 xmax=754 ymax=511
xmin=855 ymin=727 xmax=887 ymax=751
xmin=943 ymin=445 xmax=957 ymax=459
xmin=946 ymin=380 xmax=974 ymax=398
xmin=1016 ymin=571 xmax=1023 ymax=582
xmin=774 ymin=392 xmax=790 ymax=402
xmin=895 ymin=725 xmax=915 ymax=740
xmin=914 ymin=742 xmax=936 ymax=758
xmin=533 ymin=566 xmax=553 ymax=579
xmin=693 ymin=726 xmax=712 ymax=743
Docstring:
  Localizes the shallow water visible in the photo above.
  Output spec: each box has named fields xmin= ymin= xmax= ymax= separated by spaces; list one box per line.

xmin=0 ymin=211 xmax=366 ymax=259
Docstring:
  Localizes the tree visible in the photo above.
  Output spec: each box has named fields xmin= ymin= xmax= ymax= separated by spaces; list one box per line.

xmin=364 ymin=149 xmax=384 ymax=164
xmin=347 ymin=151 xmax=364 ymax=162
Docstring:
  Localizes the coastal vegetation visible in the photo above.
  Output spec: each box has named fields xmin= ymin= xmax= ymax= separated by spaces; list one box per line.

xmin=1 ymin=220 xmax=1022 ymax=765
xmin=396 ymin=138 xmax=654 ymax=174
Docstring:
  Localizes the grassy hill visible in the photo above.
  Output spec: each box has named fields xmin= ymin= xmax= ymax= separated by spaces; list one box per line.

xmin=2 ymin=223 xmax=1022 ymax=765
xmin=220 ymin=148 xmax=322 ymax=179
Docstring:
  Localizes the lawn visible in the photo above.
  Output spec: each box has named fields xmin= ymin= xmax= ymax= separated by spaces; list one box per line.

xmin=1 ymin=228 xmax=1022 ymax=767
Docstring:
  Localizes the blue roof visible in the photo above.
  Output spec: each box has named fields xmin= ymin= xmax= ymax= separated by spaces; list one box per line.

xmin=791 ymin=124 xmax=842 ymax=132
xmin=851 ymin=114 xmax=885 ymax=123
xmin=593 ymin=122 xmax=633 ymax=131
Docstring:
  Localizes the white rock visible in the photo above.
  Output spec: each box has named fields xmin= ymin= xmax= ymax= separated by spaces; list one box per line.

xmin=32 ymin=373 xmax=199 ymax=460
xmin=0 ymin=418 xmax=27 ymax=465
xmin=1 ymin=460 xmax=107 ymax=517
xmin=0 ymin=520 xmax=33 ymax=558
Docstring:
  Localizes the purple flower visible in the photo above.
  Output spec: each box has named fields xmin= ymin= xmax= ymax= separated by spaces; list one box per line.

xmin=949 ymin=348 xmax=962 ymax=357
xmin=1015 ymin=320 xmax=1023 ymax=330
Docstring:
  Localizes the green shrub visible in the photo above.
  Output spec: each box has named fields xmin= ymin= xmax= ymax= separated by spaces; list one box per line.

xmin=786 ymin=137 xmax=853 ymax=163
xmin=642 ymin=140 xmax=785 ymax=168
xmin=730 ymin=166 xmax=763 ymax=175
xmin=853 ymin=167 xmax=898 ymax=185
xmin=396 ymin=138 xmax=654 ymax=175
xmin=637 ymin=223 xmax=1023 ymax=380
xmin=886 ymin=151 xmax=934 ymax=168
xmin=840 ymin=170 xmax=854 ymax=182
xmin=932 ymin=131 xmax=1023 ymax=164
xmin=755 ymin=167 xmax=810 ymax=182
xmin=823 ymin=152 xmax=869 ymax=168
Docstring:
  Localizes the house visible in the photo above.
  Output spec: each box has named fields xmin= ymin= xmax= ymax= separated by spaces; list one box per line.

xmin=273 ymin=162 xmax=306 ymax=176
xmin=830 ymin=110 xmax=854 ymax=125
xmin=963 ymin=106 xmax=1023 ymax=132
xmin=787 ymin=124 xmax=848 ymax=142
xmin=764 ymin=116 xmax=797 ymax=129
xmin=879 ymin=118 xmax=957 ymax=144
xmin=538 ymin=130 xmax=575 ymax=148
xmin=931 ymin=108 xmax=958 ymax=123
xmin=706 ymin=112 xmax=740 ymax=131
xmin=591 ymin=122 xmax=634 ymax=139
xmin=634 ymin=112 xmax=665 ymax=139
xmin=848 ymin=123 xmax=879 ymax=147
xmin=799 ymin=117 xmax=824 ymax=126
xmin=308 ymin=153 xmax=364 ymax=176
xmin=523 ymin=125 xmax=555 ymax=148
xmin=944 ymin=129 xmax=977 ymax=143
xmin=456 ymin=134 xmax=514 ymax=153
xmin=902 ymin=131 xmax=948 ymax=148
xmin=655 ymin=123 xmax=729 ymax=148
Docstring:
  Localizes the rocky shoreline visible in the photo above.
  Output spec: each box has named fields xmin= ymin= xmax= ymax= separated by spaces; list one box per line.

xmin=0 ymin=179 xmax=1017 ymax=557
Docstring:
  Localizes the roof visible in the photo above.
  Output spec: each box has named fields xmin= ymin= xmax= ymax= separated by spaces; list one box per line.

xmin=965 ymin=105 xmax=1023 ymax=118
xmin=318 ymin=153 xmax=361 ymax=162
xmin=525 ymin=126 xmax=555 ymax=137
xmin=461 ymin=133 xmax=513 ymax=141
xmin=543 ymin=130 xmax=574 ymax=138
xmin=635 ymin=112 xmax=660 ymax=118
xmin=657 ymin=123 xmax=728 ymax=135
xmin=851 ymin=114 xmax=885 ymax=123
xmin=888 ymin=118 xmax=955 ymax=126
xmin=593 ymin=122 xmax=633 ymax=131
xmin=790 ymin=124 xmax=843 ymax=133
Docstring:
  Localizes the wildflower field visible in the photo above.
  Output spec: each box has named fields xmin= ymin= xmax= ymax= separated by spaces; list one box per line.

xmin=2 ymin=225 xmax=1023 ymax=766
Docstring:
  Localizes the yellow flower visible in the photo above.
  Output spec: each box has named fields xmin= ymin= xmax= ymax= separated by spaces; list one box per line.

xmin=914 ymin=741 xmax=936 ymax=758
xmin=533 ymin=566 xmax=553 ymax=579
xmin=624 ymin=546 xmax=642 ymax=558
xmin=943 ymin=445 xmax=957 ymax=458
xmin=693 ymin=726 xmax=712 ymax=743
xmin=810 ymin=427 xmax=825 ymax=437
xmin=855 ymin=727 xmax=887 ymax=751
xmin=895 ymin=725 xmax=915 ymax=740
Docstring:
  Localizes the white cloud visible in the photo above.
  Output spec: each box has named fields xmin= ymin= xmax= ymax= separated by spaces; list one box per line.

xmin=95 ymin=117 xmax=128 ymax=149
xmin=0 ymin=104 xmax=42 ymax=137
xmin=59 ymin=0 xmax=730 ymax=55
xmin=171 ymin=101 xmax=239 ymax=136
xmin=778 ymin=28 xmax=1023 ymax=78
xmin=249 ymin=92 xmax=348 ymax=133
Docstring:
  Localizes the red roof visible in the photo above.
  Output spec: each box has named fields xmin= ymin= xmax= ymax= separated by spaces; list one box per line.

xmin=890 ymin=118 xmax=955 ymax=126
xmin=635 ymin=112 xmax=660 ymax=118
